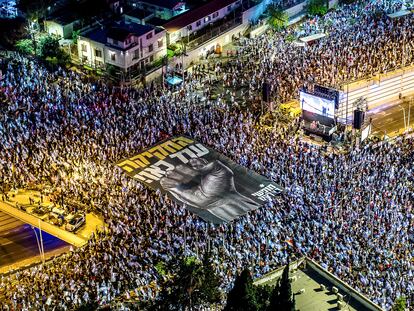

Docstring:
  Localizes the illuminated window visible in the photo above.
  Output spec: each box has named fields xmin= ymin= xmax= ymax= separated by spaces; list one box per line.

xmin=95 ymin=49 xmax=102 ymax=58
xmin=204 ymin=16 xmax=211 ymax=23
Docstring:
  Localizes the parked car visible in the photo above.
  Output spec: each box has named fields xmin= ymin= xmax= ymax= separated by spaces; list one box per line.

xmin=65 ymin=214 xmax=85 ymax=232
xmin=31 ymin=206 xmax=49 ymax=221
xmin=51 ymin=206 xmax=65 ymax=217
xmin=49 ymin=214 xmax=64 ymax=227
xmin=18 ymin=203 xmax=31 ymax=212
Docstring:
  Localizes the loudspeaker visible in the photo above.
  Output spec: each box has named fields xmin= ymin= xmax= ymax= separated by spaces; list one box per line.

xmin=262 ymin=82 xmax=270 ymax=102
xmin=353 ymin=110 xmax=364 ymax=129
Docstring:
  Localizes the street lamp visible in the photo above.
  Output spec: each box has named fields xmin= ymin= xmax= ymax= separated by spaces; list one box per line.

xmin=400 ymin=105 xmax=407 ymax=132
xmin=31 ymin=224 xmax=45 ymax=264
xmin=180 ymin=40 xmax=188 ymax=88
xmin=407 ymin=97 xmax=412 ymax=132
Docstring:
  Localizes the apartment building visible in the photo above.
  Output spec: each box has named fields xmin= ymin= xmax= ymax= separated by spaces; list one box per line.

xmin=162 ymin=0 xmax=242 ymax=45
xmin=130 ymin=0 xmax=187 ymax=20
xmin=77 ymin=19 xmax=166 ymax=71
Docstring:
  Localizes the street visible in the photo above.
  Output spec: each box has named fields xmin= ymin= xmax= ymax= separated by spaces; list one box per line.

xmin=0 ymin=212 xmax=68 ymax=270
xmin=368 ymin=99 xmax=413 ymax=137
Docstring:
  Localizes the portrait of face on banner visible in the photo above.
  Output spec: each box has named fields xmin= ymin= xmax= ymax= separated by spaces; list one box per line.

xmin=117 ymin=136 xmax=283 ymax=224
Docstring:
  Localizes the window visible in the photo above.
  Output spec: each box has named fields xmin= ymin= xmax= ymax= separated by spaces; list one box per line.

xmin=158 ymin=39 xmax=163 ymax=48
xmin=204 ymin=16 xmax=211 ymax=23
xmin=187 ymin=25 xmax=192 ymax=31
xmin=113 ymin=39 xmax=119 ymax=46
xmin=146 ymin=32 xmax=153 ymax=40
xmin=150 ymin=55 xmax=154 ymax=62
xmin=110 ymin=52 xmax=116 ymax=61
xmin=95 ymin=49 xmax=102 ymax=58
xmin=227 ymin=5 xmax=232 ymax=12
xmin=81 ymin=43 xmax=87 ymax=52
xmin=212 ymin=12 xmax=219 ymax=19
xmin=148 ymin=44 xmax=153 ymax=52
xmin=196 ymin=20 xmax=201 ymax=27
xmin=133 ymin=49 xmax=140 ymax=59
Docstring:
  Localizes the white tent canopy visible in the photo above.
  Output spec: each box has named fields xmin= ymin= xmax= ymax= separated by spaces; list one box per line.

xmin=387 ymin=10 xmax=412 ymax=18
xmin=299 ymin=33 xmax=326 ymax=43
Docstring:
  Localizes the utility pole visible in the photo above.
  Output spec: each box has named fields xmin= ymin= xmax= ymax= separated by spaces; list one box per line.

xmin=408 ymin=97 xmax=412 ymax=132
xmin=32 ymin=225 xmax=45 ymax=264
xmin=181 ymin=42 xmax=188 ymax=88
xmin=401 ymin=106 xmax=407 ymax=132
xmin=39 ymin=219 xmax=45 ymax=263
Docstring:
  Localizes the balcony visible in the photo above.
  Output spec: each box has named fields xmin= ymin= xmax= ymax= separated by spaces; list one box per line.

xmin=185 ymin=15 xmax=243 ymax=51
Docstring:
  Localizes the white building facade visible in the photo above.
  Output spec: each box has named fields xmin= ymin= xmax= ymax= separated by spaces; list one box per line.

xmin=77 ymin=20 xmax=166 ymax=71
xmin=163 ymin=0 xmax=241 ymax=45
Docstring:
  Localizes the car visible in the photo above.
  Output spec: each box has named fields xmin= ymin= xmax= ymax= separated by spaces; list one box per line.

xmin=51 ymin=206 xmax=65 ymax=217
xmin=31 ymin=206 xmax=49 ymax=221
xmin=49 ymin=214 xmax=64 ymax=227
xmin=40 ymin=202 xmax=54 ymax=211
xmin=65 ymin=214 xmax=85 ymax=232
xmin=18 ymin=203 xmax=31 ymax=212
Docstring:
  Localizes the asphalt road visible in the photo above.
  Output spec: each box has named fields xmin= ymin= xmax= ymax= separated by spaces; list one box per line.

xmin=368 ymin=100 xmax=413 ymax=136
xmin=0 ymin=212 xmax=68 ymax=269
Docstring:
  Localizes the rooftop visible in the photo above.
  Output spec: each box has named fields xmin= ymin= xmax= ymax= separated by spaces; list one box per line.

xmin=146 ymin=16 xmax=168 ymax=27
xmin=162 ymin=0 xmax=238 ymax=32
xmin=83 ymin=21 xmax=154 ymax=47
xmin=139 ymin=0 xmax=186 ymax=10
xmin=255 ymin=258 xmax=382 ymax=311
xmin=292 ymin=269 xmax=361 ymax=311
xmin=46 ymin=9 xmax=80 ymax=25
xmin=124 ymin=7 xmax=153 ymax=20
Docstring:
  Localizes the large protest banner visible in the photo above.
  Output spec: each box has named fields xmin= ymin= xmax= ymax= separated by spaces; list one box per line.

xmin=117 ymin=136 xmax=283 ymax=224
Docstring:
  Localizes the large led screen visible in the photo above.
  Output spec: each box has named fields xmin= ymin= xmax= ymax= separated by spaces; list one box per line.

xmin=300 ymin=91 xmax=335 ymax=119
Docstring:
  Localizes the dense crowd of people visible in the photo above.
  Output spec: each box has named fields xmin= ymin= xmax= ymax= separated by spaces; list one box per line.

xmin=192 ymin=0 xmax=414 ymax=105
xmin=0 ymin=0 xmax=414 ymax=310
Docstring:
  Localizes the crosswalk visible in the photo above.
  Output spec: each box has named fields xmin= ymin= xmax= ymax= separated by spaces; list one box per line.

xmin=0 ymin=211 xmax=22 ymax=234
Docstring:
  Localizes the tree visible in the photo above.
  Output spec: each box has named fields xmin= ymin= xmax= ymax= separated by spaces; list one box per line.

xmin=0 ymin=17 xmax=28 ymax=48
xmin=15 ymin=39 xmax=34 ymax=54
xmin=255 ymin=285 xmax=273 ymax=311
xmin=307 ymin=0 xmax=328 ymax=16
xmin=152 ymin=255 xmax=222 ymax=310
xmin=268 ymin=263 xmax=295 ymax=311
xmin=200 ymin=251 xmax=222 ymax=304
xmin=38 ymin=35 xmax=60 ymax=59
xmin=392 ymin=297 xmax=407 ymax=311
xmin=268 ymin=280 xmax=281 ymax=310
xmin=339 ymin=0 xmax=358 ymax=4
xmin=224 ymin=268 xmax=258 ymax=311
xmin=267 ymin=4 xmax=288 ymax=30
xmin=17 ymin=0 xmax=55 ymax=20
xmin=72 ymin=30 xmax=80 ymax=45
